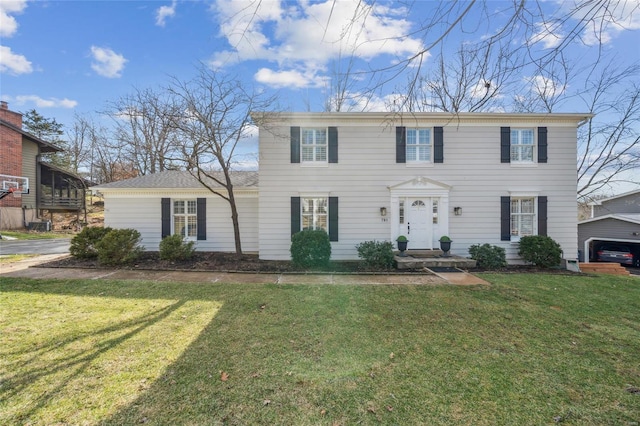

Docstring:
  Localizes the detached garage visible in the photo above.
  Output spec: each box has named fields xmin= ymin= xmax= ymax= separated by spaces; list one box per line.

xmin=578 ymin=214 xmax=640 ymax=266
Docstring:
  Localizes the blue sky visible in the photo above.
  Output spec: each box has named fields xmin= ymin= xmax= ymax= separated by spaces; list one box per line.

xmin=1 ymin=0 xmax=639 ymax=134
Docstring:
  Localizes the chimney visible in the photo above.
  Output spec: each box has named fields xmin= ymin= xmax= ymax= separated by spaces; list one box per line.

xmin=0 ymin=101 xmax=8 ymax=110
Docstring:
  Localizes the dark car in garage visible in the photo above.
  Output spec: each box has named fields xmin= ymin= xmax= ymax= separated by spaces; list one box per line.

xmin=596 ymin=244 xmax=635 ymax=266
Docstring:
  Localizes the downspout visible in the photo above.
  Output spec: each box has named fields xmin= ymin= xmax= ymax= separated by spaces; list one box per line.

xmin=36 ymin=154 xmax=41 ymax=219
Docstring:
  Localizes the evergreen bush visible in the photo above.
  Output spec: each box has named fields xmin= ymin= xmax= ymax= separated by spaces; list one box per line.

xmin=518 ymin=235 xmax=562 ymax=268
xmin=468 ymin=243 xmax=507 ymax=269
xmin=356 ymin=240 xmax=395 ymax=270
xmin=159 ymin=234 xmax=196 ymax=261
xmin=69 ymin=226 xmax=113 ymax=259
xmin=95 ymin=228 xmax=143 ymax=266
xmin=290 ymin=229 xmax=331 ymax=268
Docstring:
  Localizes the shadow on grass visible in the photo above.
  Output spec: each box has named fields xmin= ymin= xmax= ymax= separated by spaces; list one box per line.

xmin=1 ymin=300 xmax=186 ymax=423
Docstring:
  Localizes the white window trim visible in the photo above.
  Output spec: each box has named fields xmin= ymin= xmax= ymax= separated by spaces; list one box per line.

xmin=510 ymin=128 xmax=536 ymax=164
xmin=406 ymin=128 xmax=433 ymax=164
xmin=300 ymin=195 xmax=330 ymax=234
xmin=301 ymin=128 xmax=328 ymax=164
xmin=172 ymin=199 xmax=198 ymax=240
xmin=509 ymin=196 xmax=537 ymax=243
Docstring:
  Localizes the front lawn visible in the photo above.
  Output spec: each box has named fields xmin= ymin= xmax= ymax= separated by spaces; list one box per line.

xmin=0 ymin=274 xmax=638 ymax=425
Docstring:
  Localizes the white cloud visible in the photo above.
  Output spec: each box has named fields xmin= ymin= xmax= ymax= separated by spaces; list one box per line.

xmin=0 ymin=0 xmax=27 ymax=37
xmin=90 ymin=46 xmax=127 ymax=78
xmin=529 ymin=21 xmax=563 ymax=49
xmin=156 ymin=0 xmax=177 ymax=27
xmin=562 ymin=0 xmax=640 ymax=46
xmin=14 ymin=95 xmax=78 ymax=108
xmin=526 ymin=75 xmax=566 ymax=99
xmin=0 ymin=45 xmax=32 ymax=74
xmin=254 ymin=68 xmax=327 ymax=88
xmin=210 ymin=0 xmax=424 ymax=89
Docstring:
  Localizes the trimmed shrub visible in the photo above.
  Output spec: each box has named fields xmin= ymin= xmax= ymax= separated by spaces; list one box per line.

xmin=468 ymin=243 xmax=507 ymax=269
xmin=290 ymin=229 xmax=331 ymax=269
xmin=70 ymin=226 xmax=113 ymax=259
xmin=518 ymin=235 xmax=562 ymax=268
xmin=356 ymin=240 xmax=395 ymax=270
xmin=95 ymin=228 xmax=143 ymax=266
xmin=159 ymin=234 xmax=196 ymax=261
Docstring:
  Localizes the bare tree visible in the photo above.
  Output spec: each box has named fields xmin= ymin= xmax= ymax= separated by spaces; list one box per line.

xmin=168 ymin=66 xmax=276 ymax=254
xmin=105 ymin=88 xmax=182 ymax=175
xmin=66 ymin=113 xmax=95 ymax=175
xmin=577 ymin=64 xmax=640 ymax=200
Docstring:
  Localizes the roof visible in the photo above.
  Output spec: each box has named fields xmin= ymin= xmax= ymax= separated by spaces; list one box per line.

xmin=0 ymin=119 xmax=63 ymax=153
xmin=40 ymin=161 xmax=93 ymax=186
xmin=589 ymin=187 xmax=640 ymax=206
xmin=251 ymin=111 xmax=594 ymax=126
xmin=578 ymin=213 xmax=640 ymax=226
xmin=91 ymin=170 xmax=259 ymax=190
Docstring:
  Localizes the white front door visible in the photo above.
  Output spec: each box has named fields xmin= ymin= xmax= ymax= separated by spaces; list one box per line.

xmin=408 ymin=198 xmax=432 ymax=249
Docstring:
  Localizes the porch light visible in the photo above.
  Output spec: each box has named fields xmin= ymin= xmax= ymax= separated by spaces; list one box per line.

xmin=380 ymin=207 xmax=387 ymax=217
xmin=454 ymin=207 xmax=462 ymax=216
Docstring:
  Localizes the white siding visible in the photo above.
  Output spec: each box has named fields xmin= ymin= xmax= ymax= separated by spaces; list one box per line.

xmin=258 ymin=114 xmax=583 ymax=262
xmin=103 ymin=191 xmax=258 ymax=253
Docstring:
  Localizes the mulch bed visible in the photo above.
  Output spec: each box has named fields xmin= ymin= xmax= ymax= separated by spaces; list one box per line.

xmin=40 ymin=252 xmax=581 ymax=275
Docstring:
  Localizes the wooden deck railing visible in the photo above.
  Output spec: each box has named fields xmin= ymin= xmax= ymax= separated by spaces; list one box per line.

xmin=39 ymin=196 xmax=84 ymax=210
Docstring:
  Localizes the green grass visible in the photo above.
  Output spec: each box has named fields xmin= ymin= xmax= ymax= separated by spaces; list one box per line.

xmin=0 ymin=254 xmax=36 ymax=264
xmin=0 ymin=274 xmax=638 ymax=425
xmin=0 ymin=230 xmax=74 ymax=240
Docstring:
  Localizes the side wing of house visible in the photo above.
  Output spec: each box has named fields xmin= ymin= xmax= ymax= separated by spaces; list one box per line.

xmin=257 ymin=112 xmax=588 ymax=263
xmin=101 ymin=189 xmax=259 ymax=253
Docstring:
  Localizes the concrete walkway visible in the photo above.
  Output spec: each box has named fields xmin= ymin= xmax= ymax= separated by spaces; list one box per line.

xmin=0 ymin=255 xmax=489 ymax=286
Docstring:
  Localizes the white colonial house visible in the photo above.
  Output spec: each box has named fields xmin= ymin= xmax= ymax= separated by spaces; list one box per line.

xmin=93 ymin=112 xmax=591 ymax=264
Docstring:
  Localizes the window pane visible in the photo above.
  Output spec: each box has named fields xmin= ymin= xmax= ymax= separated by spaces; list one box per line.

xmin=302 ymin=129 xmax=315 ymax=145
xmin=521 ymin=216 xmax=534 ymax=235
xmin=399 ymin=201 xmax=404 ymax=224
xmin=174 ymin=201 xmax=185 ymax=214
xmin=187 ymin=200 xmax=197 ymax=215
xmin=187 ymin=216 xmax=197 ymax=237
xmin=174 ymin=216 xmax=186 ymax=237
xmin=315 ymin=198 xmax=327 ymax=214
xmin=522 ymin=146 xmax=533 ymax=162
xmin=418 ymin=146 xmax=430 ymax=161
xmin=418 ymin=129 xmax=430 ymax=144
xmin=406 ymin=146 xmax=417 ymax=161
xmin=316 ymin=146 xmax=327 ymax=161
xmin=302 ymin=146 xmax=314 ymax=161
xmin=521 ymin=199 xmax=534 ymax=213
xmin=316 ymin=129 xmax=327 ymax=143
xmin=432 ymin=200 xmax=438 ymax=224
xmin=406 ymin=129 xmax=416 ymax=144
xmin=521 ymin=130 xmax=534 ymax=144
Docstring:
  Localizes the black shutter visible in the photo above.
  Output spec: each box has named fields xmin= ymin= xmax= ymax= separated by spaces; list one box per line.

xmin=329 ymin=197 xmax=338 ymax=242
xmin=538 ymin=127 xmax=548 ymax=163
xmin=434 ymin=126 xmax=444 ymax=163
xmin=538 ymin=196 xmax=548 ymax=236
xmin=501 ymin=127 xmax=511 ymax=163
xmin=501 ymin=196 xmax=511 ymax=241
xmin=396 ymin=127 xmax=406 ymax=163
xmin=328 ymin=126 xmax=338 ymax=163
xmin=161 ymin=198 xmax=171 ymax=238
xmin=291 ymin=126 xmax=300 ymax=163
xmin=197 ymin=198 xmax=206 ymax=240
xmin=291 ymin=197 xmax=301 ymax=237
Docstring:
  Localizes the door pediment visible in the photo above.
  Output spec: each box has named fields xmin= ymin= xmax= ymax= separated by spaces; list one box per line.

xmin=388 ymin=176 xmax=451 ymax=193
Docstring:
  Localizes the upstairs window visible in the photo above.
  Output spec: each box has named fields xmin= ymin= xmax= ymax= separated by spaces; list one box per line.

xmin=406 ymin=128 xmax=432 ymax=162
xmin=301 ymin=128 xmax=327 ymax=162
xmin=510 ymin=129 xmax=534 ymax=163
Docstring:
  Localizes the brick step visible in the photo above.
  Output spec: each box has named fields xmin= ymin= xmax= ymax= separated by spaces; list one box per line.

xmin=579 ymin=263 xmax=630 ymax=276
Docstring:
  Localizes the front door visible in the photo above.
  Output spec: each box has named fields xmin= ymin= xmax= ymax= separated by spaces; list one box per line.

xmin=408 ymin=198 xmax=432 ymax=249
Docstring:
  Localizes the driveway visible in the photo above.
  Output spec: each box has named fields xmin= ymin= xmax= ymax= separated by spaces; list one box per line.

xmin=0 ymin=238 xmax=71 ymax=255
